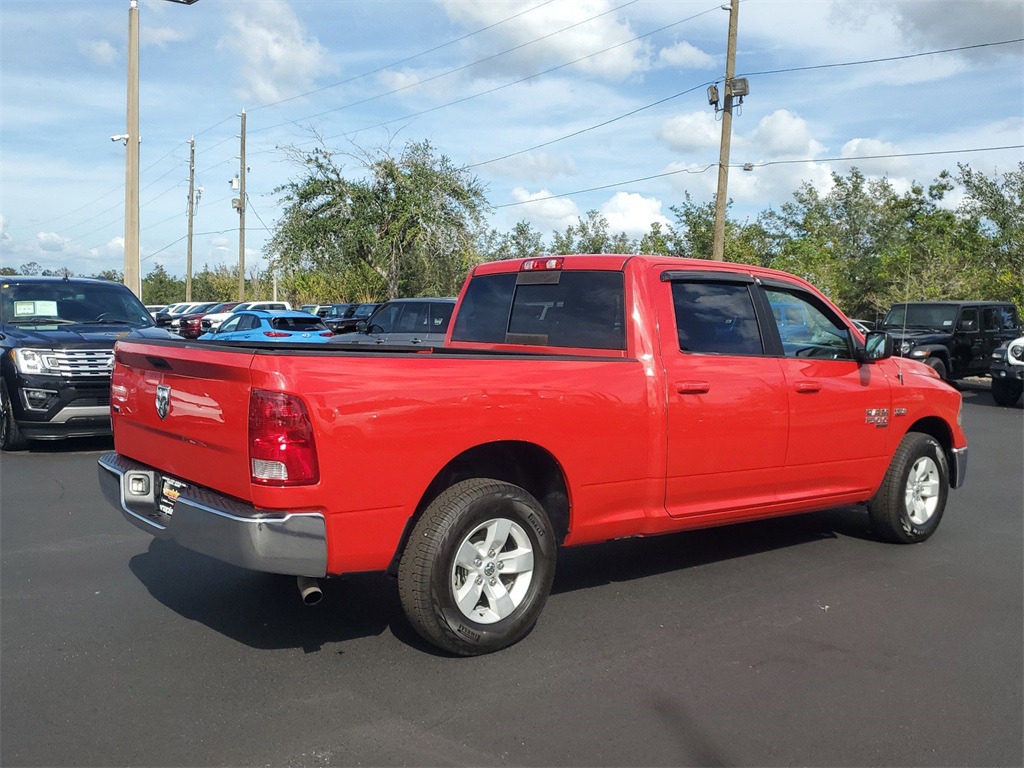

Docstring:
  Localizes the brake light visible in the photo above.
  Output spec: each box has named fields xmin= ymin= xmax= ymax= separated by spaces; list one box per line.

xmin=263 ymin=331 xmax=290 ymax=337
xmin=248 ymin=389 xmax=319 ymax=486
xmin=521 ymin=257 xmax=564 ymax=271
xmin=319 ymin=331 xmax=333 ymax=337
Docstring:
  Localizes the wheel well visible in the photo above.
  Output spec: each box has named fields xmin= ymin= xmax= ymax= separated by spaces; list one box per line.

xmin=386 ymin=441 xmax=569 ymax=574
xmin=906 ymin=416 xmax=955 ymax=475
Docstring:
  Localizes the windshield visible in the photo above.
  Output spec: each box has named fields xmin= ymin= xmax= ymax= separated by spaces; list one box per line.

xmin=353 ymin=304 xmax=376 ymax=318
xmin=0 ymin=280 xmax=154 ymax=327
xmin=882 ymin=304 xmax=959 ymax=330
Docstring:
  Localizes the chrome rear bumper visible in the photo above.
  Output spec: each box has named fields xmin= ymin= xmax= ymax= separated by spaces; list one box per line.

xmin=98 ymin=452 xmax=327 ymax=577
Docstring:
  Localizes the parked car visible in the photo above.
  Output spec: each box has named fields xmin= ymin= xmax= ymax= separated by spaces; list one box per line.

xmin=171 ymin=301 xmax=241 ymax=340
xmin=299 ymin=304 xmax=318 ymax=314
xmin=334 ymin=298 xmax=455 ymax=347
xmin=324 ymin=303 xmax=380 ymax=334
xmin=153 ymin=301 xmax=197 ymax=327
xmin=880 ymin=301 xmax=1022 ymax=380
xmin=99 ymin=254 xmax=967 ymax=656
xmin=201 ymin=300 xmax=292 ymax=332
xmin=198 ymin=310 xmax=334 ymax=342
xmin=1 ymin=275 xmax=172 ymax=450
xmin=168 ymin=302 xmax=220 ymax=337
xmin=317 ymin=303 xmax=354 ymax=320
xmin=145 ymin=304 xmax=167 ymax=319
xmin=990 ymin=335 xmax=1024 ymax=407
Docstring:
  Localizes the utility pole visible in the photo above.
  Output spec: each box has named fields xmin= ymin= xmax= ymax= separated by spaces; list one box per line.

xmin=124 ymin=0 xmax=141 ymax=296
xmin=236 ymin=109 xmax=246 ymax=301
xmin=185 ymin=136 xmax=195 ymax=301
xmin=712 ymin=0 xmax=740 ymax=262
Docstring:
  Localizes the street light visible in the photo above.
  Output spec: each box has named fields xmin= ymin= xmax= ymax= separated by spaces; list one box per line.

xmin=122 ymin=0 xmax=200 ymax=299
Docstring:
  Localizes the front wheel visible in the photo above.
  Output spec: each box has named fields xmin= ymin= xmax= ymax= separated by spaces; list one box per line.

xmin=0 ymin=380 xmax=29 ymax=452
xmin=991 ymin=378 xmax=1023 ymax=407
xmin=925 ymin=357 xmax=948 ymax=380
xmin=868 ymin=432 xmax=949 ymax=544
xmin=398 ymin=478 xmax=556 ymax=656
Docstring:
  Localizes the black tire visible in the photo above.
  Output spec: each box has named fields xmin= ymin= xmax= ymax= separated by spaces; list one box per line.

xmin=868 ymin=432 xmax=949 ymax=544
xmin=0 ymin=379 xmax=29 ymax=452
xmin=926 ymin=357 xmax=947 ymax=380
xmin=398 ymin=478 xmax=556 ymax=656
xmin=991 ymin=378 xmax=1023 ymax=407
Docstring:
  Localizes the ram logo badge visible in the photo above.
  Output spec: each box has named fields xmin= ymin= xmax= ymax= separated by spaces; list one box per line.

xmin=155 ymin=385 xmax=171 ymax=420
xmin=865 ymin=408 xmax=889 ymax=427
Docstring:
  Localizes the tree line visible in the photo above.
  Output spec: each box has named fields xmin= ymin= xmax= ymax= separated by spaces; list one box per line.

xmin=7 ymin=139 xmax=1021 ymax=321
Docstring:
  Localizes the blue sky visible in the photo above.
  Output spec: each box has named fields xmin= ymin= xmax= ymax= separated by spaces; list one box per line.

xmin=1 ymin=0 xmax=1021 ymax=281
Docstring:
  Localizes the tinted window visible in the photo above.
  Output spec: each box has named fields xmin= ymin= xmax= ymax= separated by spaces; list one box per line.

xmin=983 ymin=307 xmax=1001 ymax=331
xmin=395 ymin=303 xmax=429 ymax=333
xmin=430 ymin=302 xmax=454 ymax=331
xmin=765 ymin=287 xmax=852 ymax=360
xmin=368 ymin=303 xmax=403 ymax=333
xmin=269 ymin=316 xmax=327 ymax=331
xmin=237 ymin=314 xmax=259 ymax=331
xmin=671 ymin=281 xmax=763 ymax=355
xmin=959 ymin=308 xmax=979 ymax=332
xmin=999 ymin=306 xmax=1020 ymax=331
xmin=451 ymin=271 xmax=625 ymax=350
xmin=218 ymin=315 xmax=242 ymax=333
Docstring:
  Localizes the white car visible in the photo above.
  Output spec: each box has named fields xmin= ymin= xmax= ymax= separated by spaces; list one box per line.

xmin=201 ymin=300 xmax=292 ymax=331
xmin=990 ymin=335 xmax=1024 ymax=407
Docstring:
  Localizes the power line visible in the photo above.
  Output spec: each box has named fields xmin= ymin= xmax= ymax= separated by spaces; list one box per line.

xmin=493 ymin=145 xmax=1024 ymax=209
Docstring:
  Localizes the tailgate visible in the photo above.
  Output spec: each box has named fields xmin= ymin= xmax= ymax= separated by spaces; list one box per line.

xmin=111 ymin=339 xmax=256 ymax=502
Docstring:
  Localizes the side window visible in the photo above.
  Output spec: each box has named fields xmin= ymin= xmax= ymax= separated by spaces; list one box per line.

xmin=396 ymin=303 xmax=429 ymax=333
xmin=764 ymin=287 xmax=853 ymax=360
xmin=430 ymin=302 xmax=454 ymax=331
xmin=237 ymin=314 xmax=259 ymax=331
xmin=959 ymin=308 xmax=979 ymax=333
xmin=999 ymin=307 xmax=1019 ymax=331
xmin=219 ymin=315 xmax=242 ymax=334
xmin=983 ymin=307 xmax=1001 ymax=332
xmin=368 ymin=303 xmax=402 ymax=333
xmin=671 ymin=281 xmax=764 ymax=356
xmin=450 ymin=273 xmax=518 ymax=343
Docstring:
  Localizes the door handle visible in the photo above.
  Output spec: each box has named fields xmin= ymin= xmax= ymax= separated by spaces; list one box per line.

xmin=795 ymin=380 xmax=821 ymax=393
xmin=676 ymin=381 xmax=710 ymax=394
xmin=410 ymin=338 xmax=422 ymax=344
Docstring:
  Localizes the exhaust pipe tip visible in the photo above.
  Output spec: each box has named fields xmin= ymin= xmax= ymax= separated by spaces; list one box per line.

xmin=297 ymin=575 xmax=323 ymax=606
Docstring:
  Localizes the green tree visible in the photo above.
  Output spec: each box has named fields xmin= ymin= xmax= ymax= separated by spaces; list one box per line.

xmin=268 ymin=138 xmax=489 ymax=301
xmin=142 ymin=264 xmax=184 ymax=304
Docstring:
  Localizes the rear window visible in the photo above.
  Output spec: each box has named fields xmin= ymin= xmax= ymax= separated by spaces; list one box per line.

xmin=451 ymin=270 xmax=625 ymax=350
xmin=269 ymin=316 xmax=328 ymax=331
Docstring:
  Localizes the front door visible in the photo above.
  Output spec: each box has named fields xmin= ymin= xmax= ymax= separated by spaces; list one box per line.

xmin=760 ymin=282 xmax=894 ymax=502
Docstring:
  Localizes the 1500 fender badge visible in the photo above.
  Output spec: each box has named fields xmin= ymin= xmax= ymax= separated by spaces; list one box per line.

xmin=865 ymin=408 xmax=889 ymax=427
xmin=155 ymin=384 xmax=171 ymax=420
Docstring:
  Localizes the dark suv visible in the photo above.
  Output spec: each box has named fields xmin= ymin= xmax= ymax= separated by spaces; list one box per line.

xmin=880 ymin=301 xmax=1022 ymax=380
xmin=0 ymin=276 xmax=171 ymax=450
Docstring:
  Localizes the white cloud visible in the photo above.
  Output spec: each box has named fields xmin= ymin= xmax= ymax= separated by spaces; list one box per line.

xmin=657 ymin=41 xmax=715 ymax=70
xmin=600 ymin=192 xmax=670 ymax=237
xmin=437 ymin=0 xmax=651 ymax=81
xmin=751 ymin=110 xmax=826 ymax=158
xmin=218 ymin=0 xmax=332 ymax=105
xmin=144 ymin=27 xmax=188 ymax=49
xmin=79 ymin=40 xmax=117 ymax=67
xmin=510 ymin=187 xmax=580 ymax=233
xmin=36 ymin=232 xmax=69 ymax=253
xmin=484 ymin=151 xmax=577 ymax=183
xmin=659 ymin=111 xmax=720 ymax=153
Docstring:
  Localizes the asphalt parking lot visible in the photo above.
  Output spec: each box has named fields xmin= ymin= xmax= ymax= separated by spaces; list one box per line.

xmin=1 ymin=380 xmax=1021 ymax=767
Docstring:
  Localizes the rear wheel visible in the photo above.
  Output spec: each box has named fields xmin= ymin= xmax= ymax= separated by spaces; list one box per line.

xmin=0 ymin=380 xmax=29 ymax=452
xmin=398 ymin=478 xmax=556 ymax=656
xmin=991 ymin=378 xmax=1023 ymax=407
xmin=868 ymin=432 xmax=948 ymax=544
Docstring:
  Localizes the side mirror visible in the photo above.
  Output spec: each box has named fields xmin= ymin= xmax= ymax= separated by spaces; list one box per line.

xmin=859 ymin=331 xmax=893 ymax=362
xmin=356 ymin=320 xmax=368 ymax=332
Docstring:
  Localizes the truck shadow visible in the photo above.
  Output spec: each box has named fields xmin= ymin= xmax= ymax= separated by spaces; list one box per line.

xmin=128 ymin=505 xmax=875 ymax=654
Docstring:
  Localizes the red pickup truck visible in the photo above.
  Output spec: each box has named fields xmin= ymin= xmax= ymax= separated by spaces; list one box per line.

xmin=98 ymin=255 xmax=968 ymax=655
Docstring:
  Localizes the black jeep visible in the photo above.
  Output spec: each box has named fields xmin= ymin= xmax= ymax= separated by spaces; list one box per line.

xmin=880 ymin=301 xmax=1022 ymax=381
xmin=0 ymin=276 xmax=172 ymax=450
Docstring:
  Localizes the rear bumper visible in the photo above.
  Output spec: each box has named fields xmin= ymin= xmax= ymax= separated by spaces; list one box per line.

xmin=98 ymin=452 xmax=327 ymax=577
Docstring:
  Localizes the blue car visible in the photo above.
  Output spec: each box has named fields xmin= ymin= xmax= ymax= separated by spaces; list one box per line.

xmin=197 ymin=310 xmax=334 ymax=342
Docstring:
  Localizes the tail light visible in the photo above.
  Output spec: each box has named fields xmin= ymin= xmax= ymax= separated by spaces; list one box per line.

xmin=248 ymin=389 xmax=319 ymax=486
xmin=263 ymin=331 xmax=290 ymax=337
xmin=319 ymin=331 xmax=333 ymax=337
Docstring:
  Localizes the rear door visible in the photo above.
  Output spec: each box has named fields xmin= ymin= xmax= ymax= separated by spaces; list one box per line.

xmin=386 ymin=302 xmax=430 ymax=345
xmin=655 ymin=266 xmax=789 ymax=518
